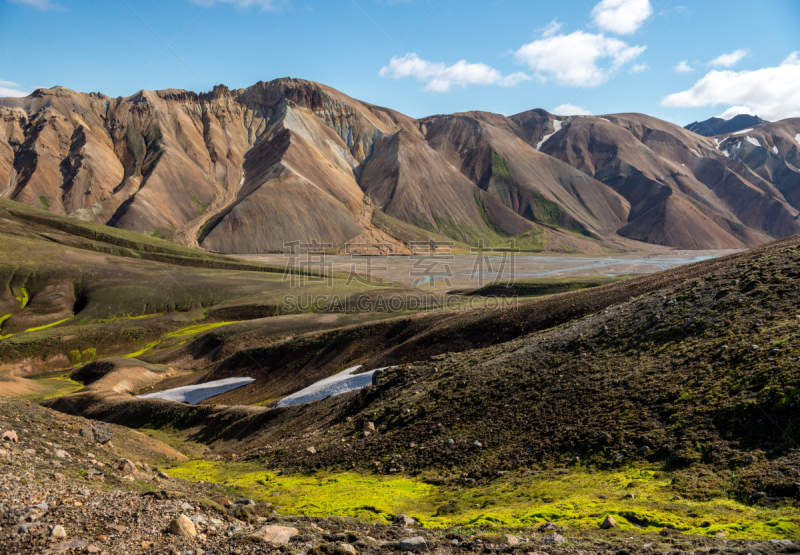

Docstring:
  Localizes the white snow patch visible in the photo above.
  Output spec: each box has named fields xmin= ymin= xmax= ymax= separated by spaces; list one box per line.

xmin=732 ymin=128 xmax=754 ymax=135
xmin=795 ymin=134 xmax=800 ymax=147
xmin=773 ymin=145 xmax=779 ymax=155
xmin=681 ymin=164 xmax=686 ymax=167
xmin=599 ymin=118 xmax=611 ymax=122
xmin=745 ymin=136 xmax=761 ymax=147
xmin=690 ymin=148 xmax=700 ymax=156
xmin=537 ymin=119 xmax=562 ymax=151
xmin=276 ymin=365 xmax=392 ymax=408
xmin=722 ymin=150 xmax=731 ymax=157
xmin=137 ymin=377 xmax=254 ymax=405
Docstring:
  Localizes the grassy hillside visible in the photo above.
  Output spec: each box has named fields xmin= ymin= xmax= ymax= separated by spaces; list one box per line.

xmin=0 ymin=199 xmax=418 ymax=372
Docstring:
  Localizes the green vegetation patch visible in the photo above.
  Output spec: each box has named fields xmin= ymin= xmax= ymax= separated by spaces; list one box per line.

xmin=29 ymin=374 xmax=84 ymax=401
xmin=528 ymin=191 xmax=564 ymax=228
xmin=170 ymin=461 xmax=434 ymax=525
xmin=124 ymin=321 xmax=237 ymax=358
xmin=24 ymin=315 xmax=74 ymax=333
xmin=38 ymin=196 xmax=49 ymax=210
xmin=167 ymin=462 xmax=799 ymax=539
xmin=16 ymin=287 xmax=29 ymax=309
xmin=490 ymin=149 xmax=514 ymax=183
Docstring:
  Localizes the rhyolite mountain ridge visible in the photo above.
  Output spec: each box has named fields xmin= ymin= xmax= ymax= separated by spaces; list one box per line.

xmin=684 ymin=114 xmax=767 ymax=137
xmin=2 ymin=78 xmax=800 ymax=253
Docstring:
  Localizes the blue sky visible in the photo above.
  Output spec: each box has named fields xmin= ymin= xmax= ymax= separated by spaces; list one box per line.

xmin=1 ymin=0 xmax=798 ymax=124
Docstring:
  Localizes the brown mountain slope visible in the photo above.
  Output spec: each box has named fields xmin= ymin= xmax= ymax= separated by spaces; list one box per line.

xmin=713 ymin=119 xmax=800 ymax=215
xmin=539 ymin=113 xmax=800 ymax=248
xmin=421 ymin=113 xmax=630 ymax=238
xmin=3 ymin=79 xmax=800 ymax=252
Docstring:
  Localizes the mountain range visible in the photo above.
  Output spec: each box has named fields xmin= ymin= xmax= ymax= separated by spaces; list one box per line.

xmin=2 ymin=79 xmax=800 ymax=253
xmin=684 ymin=114 xmax=767 ymax=137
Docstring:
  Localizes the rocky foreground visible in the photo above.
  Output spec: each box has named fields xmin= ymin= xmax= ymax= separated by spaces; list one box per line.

xmin=1 ymin=398 xmax=797 ymax=555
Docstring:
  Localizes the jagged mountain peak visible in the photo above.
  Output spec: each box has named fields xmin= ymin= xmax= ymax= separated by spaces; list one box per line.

xmin=2 ymin=79 xmax=800 ymax=253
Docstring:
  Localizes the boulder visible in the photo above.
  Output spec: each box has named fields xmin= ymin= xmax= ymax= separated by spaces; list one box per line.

xmin=93 ymin=424 xmax=113 ymax=444
xmin=118 ymin=459 xmax=137 ymax=475
xmin=50 ymin=525 xmax=67 ymax=539
xmin=600 ymin=516 xmax=618 ymax=529
xmin=257 ymin=525 xmax=299 ymax=546
xmin=542 ymin=532 xmax=565 ymax=545
xmin=393 ymin=514 xmax=417 ymax=528
xmin=80 ymin=426 xmax=95 ymax=442
xmin=338 ymin=543 xmax=357 ymax=555
xmin=1 ymin=430 xmax=18 ymax=443
xmin=398 ymin=537 xmax=428 ymax=552
xmin=168 ymin=515 xmax=197 ymax=538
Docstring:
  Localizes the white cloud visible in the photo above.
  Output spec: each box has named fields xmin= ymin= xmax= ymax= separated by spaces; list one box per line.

xmin=674 ymin=60 xmax=693 ymax=73
xmin=709 ymin=49 xmax=748 ymax=68
xmin=591 ymin=0 xmax=652 ymax=35
xmin=541 ymin=20 xmax=564 ymax=38
xmin=9 ymin=0 xmax=58 ymax=9
xmin=190 ymin=0 xmax=279 ymax=10
xmin=552 ymin=104 xmax=592 ymax=116
xmin=514 ymin=31 xmax=645 ymax=87
xmin=662 ymin=52 xmax=800 ymax=121
xmin=630 ymin=63 xmax=649 ymax=73
xmin=379 ymin=53 xmax=530 ymax=93
xmin=0 ymin=80 xmax=31 ymax=98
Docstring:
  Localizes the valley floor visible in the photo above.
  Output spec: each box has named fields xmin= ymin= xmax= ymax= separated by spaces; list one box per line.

xmin=235 ymin=251 xmax=740 ymax=292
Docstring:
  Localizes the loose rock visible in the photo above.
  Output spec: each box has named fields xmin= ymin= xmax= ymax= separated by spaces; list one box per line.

xmin=600 ymin=516 xmax=618 ymax=529
xmin=257 ymin=525 xmax=299 ymax=546
xmin=168 ymin=514 xmax=197 ymax=538
xmin=50 ymin=525 xmax=67 ymax=539
xmin=393 ymin=514 xmax=417 ymax=528
xmin=118 ymin=459 xmax=137 ymax=475
xmin=543 ymin=532 xmax=565 ymax=545
xmin=398 ymin=537 xmax=428 ymax=552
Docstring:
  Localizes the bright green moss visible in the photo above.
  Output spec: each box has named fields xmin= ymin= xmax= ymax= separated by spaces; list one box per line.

xmin=124 ymin=321 xmax=237 ymax=358
xmin=166 ymin=462 xmax=800 ymax=539
xmin=24 ymin=315 xmax=73 ymax=332
xmin=16 ymin=288 xmax=29 ymax=309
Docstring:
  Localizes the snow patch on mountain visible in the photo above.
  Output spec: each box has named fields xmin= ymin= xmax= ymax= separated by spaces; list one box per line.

xmin=276 ymin=365 xmax=393 ymax=408
xmin=137 ymin=377 xmax=255 ymax=405
xmin=537 ymin=119 xmax=563 ymax=151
